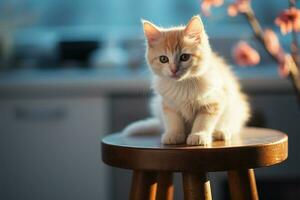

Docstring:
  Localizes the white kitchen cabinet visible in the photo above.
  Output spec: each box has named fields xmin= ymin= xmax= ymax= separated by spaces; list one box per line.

xmin=0 ymin=97 xmax=110 ymax=200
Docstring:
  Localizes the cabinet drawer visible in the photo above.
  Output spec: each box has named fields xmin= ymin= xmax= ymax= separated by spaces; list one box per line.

xmin=0 ymin=97 xmax=110 ymax=200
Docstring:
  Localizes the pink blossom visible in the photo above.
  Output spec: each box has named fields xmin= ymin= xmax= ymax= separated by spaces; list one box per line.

xmin=227 ymin=0 xmax=250 ymax=17
xmin=201 ymin=0 xmax=224 ymax=16
xmin=278 ymin=54 xmax=291 ymax=77
xmin=275 ymin=7 xmax=300 ymax=35
xmin=232 ymin=41 xmax=260 ymax=66
xmin=263 ymin=29 xmax=281 ymax=55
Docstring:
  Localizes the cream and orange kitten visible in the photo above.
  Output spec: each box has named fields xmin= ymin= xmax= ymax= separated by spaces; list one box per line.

xmin=124 ymin=16 xmax=250 ymax=145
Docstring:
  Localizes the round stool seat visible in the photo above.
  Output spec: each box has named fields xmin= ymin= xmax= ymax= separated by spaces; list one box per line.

xmin=102 ymin=127 xmax=287 ymax=172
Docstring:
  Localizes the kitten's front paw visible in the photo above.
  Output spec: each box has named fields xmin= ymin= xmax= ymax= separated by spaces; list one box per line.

xmin=186 ymin=132 xmax=212 ymax=146
xmin=161 ymin=132 xmax=186 ymax=144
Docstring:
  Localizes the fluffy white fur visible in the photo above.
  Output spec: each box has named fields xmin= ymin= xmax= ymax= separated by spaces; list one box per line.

xmin=123 ymin=16 xmax=250 ymax=145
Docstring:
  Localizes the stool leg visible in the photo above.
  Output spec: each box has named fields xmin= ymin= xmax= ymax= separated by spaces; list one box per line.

xmin=156 ymin=172 xmax=174 ymax=200
xmin=129 ymin=170 xmax=157 ymax=200
xmin=182 ymin=172 xmax=212 ymax=200
xmin=227 ymin=169 xmax=259 ymax=200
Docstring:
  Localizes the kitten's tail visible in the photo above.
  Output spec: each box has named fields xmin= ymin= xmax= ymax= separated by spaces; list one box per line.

xmin=123 ymin=118 xmax=163 ymax=136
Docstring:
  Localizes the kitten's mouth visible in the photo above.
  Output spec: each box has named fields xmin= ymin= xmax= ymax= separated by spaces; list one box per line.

xmin=171 ymin=74 xmax=179 ymax=78
xmin=170 ymin=73 xmax=181 ymax=80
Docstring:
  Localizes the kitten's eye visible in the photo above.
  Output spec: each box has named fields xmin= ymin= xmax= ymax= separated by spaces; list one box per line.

xmin=159 ymin=55 xmax=169 ymax=63
xmin=180 ymin=53 xmax=190 ymax=62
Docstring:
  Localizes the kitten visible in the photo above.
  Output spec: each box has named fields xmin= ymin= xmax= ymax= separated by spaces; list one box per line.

xmin=124 ymin=15 xmax=250 ymax=145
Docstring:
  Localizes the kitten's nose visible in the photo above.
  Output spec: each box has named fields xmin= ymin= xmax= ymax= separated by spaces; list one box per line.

xmin=171 ymin=68 xmax=177 ymax=74
xmin=170 ymin=65 xmax=178 ymax=74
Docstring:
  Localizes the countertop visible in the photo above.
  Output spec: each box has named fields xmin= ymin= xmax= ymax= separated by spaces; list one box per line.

xmin=0 ymin=65 xmax=294 ymax=98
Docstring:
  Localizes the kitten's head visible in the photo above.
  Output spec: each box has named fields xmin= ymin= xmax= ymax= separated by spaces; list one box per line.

xmin=142 ymin=16 xmax=211 ymax=81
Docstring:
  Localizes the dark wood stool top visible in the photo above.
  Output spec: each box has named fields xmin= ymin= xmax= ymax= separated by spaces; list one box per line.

xmin=101 ymin=127 xmax=288 ymax=172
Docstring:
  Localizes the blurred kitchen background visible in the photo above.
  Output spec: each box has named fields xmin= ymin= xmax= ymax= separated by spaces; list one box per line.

xmin=0 ymin=0 xmax=300 ymax=199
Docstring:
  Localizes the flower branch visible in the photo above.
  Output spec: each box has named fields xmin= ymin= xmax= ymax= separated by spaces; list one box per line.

xmin=200 ymin=0 xmax=300 ymax=106
xmin=242 ymin=2 xmax=300 ymax=104
xmin=290 ymin=0 xmax=299 ymax=66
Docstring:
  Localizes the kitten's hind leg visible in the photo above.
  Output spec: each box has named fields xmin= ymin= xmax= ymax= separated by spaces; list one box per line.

xmin=213 ymin=101 xmax=249 ymax=141
xmin=213 ymin=114 xmax=242 ymax=141
xmin=213 ymin=129 xmax=231 ymax=141
xmin=213 ymin=113 xmax=235 ymax=141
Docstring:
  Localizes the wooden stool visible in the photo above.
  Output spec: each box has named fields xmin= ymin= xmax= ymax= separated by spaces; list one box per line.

xmin=101 ymin=127 xmax=288 ymax=200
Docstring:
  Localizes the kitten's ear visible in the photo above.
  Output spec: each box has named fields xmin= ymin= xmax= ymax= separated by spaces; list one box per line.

xmin=184 ymin=16 xmax=204 ymax=41
xmin=142 ymin=19 xmax=161 ymax=44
